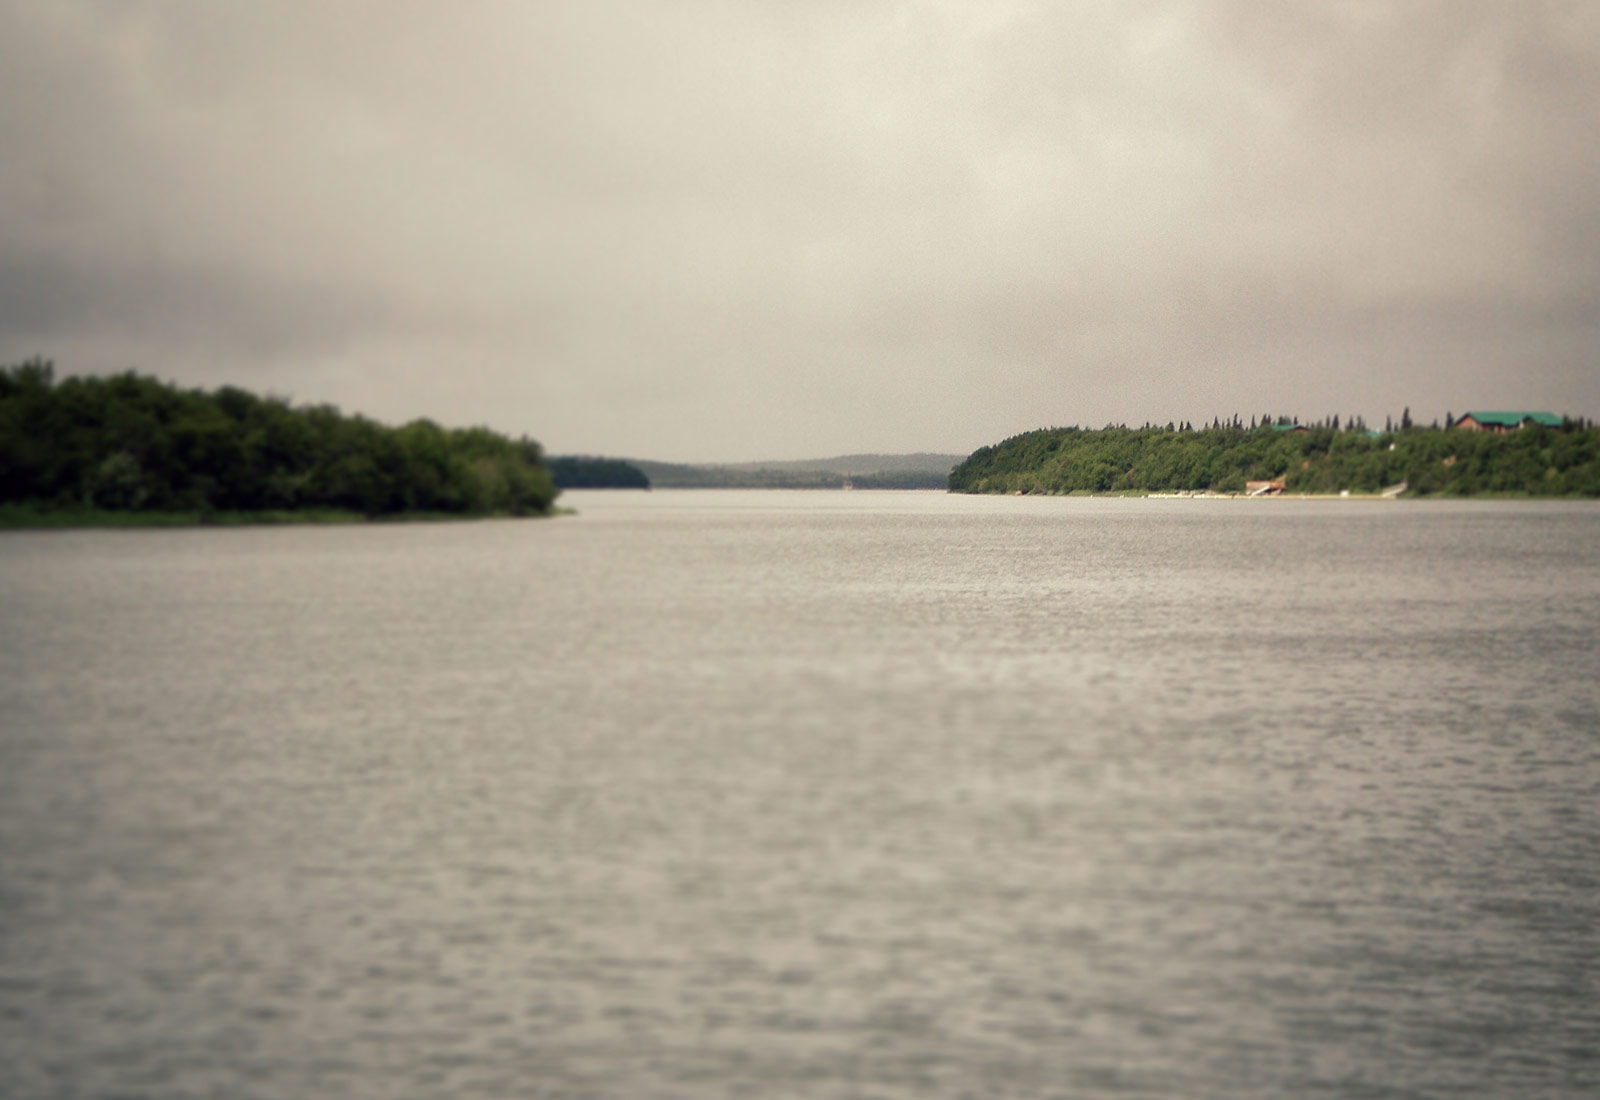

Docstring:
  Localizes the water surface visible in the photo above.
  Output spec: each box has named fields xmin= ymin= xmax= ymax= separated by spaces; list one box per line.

xmin=2 ymin=491 xmax=1598 ymax=1097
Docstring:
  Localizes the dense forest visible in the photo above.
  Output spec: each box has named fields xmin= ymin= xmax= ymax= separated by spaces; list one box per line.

xmin=0 ymin=359 xmax=558 ymax=520
xmin=547 ymin=456 xmax=650 ymax=489
xmin=950 ymin=417 xmax=1600 ymax=497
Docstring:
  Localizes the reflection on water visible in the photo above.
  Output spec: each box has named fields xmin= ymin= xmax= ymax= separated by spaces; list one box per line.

xmin=2 ymin=492 xmax=1598 ymax=1097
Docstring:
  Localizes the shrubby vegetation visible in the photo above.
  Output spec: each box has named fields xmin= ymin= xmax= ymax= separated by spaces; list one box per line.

xmin=547 ymin=456 xmax=650 ymax=489
xmin=949 ymin=418 xmax=1600 ymax=497
xmin=0 ymin=359 xmax=558 ymax=520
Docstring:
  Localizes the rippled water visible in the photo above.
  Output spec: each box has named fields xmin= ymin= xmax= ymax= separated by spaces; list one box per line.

xmin=2 ymin=491 xmax=1598 ymax=1098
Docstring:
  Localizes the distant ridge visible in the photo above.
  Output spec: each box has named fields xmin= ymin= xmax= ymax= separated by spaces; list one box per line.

xmin=715 ymin=453 xmax=966 ymax=475
xmin=630 ymin=453 xmax=964 ymax=489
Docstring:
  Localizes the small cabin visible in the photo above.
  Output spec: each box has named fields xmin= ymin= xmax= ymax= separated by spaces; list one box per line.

xmin=1246 ymin=479 xmax=1286 ymax=496
xmin=1455 ymin=411 xmax=1561 ymax=433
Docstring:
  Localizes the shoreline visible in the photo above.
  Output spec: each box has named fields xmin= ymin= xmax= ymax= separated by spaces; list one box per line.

xmin=0 ymin=504 xmax=560 ymax=530
xmin=970 ymin=488 xmax=1595 ymax=501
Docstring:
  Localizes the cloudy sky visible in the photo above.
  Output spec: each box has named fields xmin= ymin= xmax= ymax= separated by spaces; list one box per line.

xmin=2 ymin=2 xmax=1595 ymax=461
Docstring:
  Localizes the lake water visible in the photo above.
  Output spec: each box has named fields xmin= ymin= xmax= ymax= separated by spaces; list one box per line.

xmin=2 ymin=490 xmax=1598 ymax=1098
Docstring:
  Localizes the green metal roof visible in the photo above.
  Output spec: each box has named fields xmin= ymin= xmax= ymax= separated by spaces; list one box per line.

xmin=1463 ymin=411 xmax=1561 ymax=427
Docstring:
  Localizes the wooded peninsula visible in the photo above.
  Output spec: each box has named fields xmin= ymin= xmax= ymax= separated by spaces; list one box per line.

xmin=547 ymin=456 xmax=651 ymax=490
xmin=950 ymin=416 xmax=1600 ymax=497
xmin=0 ymin=359 xmax=559 ymax=524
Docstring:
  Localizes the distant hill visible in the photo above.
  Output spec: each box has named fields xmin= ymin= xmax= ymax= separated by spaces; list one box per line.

xmin=717 ymin=453 xmax=967 ymax=476
xmin=631 ymin=453 xmax=964 ymax=489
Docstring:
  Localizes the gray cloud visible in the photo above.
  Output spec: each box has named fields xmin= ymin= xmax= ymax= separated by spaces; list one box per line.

xmin=2 ymin=0 xmax=1595 ymax=459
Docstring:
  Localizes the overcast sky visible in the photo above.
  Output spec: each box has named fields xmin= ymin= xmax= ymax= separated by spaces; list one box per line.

xmin=2 ymin=2 xmax=1596 ymax=461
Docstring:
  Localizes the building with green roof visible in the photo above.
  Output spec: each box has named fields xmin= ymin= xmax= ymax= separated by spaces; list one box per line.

xmin=1455 ymin=411 xmax=1562 ymax=432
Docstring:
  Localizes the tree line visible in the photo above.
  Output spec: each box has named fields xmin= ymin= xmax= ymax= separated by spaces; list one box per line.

xmin=0 ymin=359 xmax=558 ymax=518
xmin=631 ymin=460 xmax=954 ymax=489
xmin=949 ymin=419 xmax=1600 ymax=496
xmin=547 ymin=456 xmax=650 ymax=489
